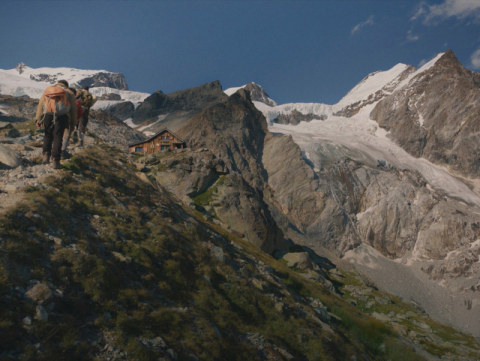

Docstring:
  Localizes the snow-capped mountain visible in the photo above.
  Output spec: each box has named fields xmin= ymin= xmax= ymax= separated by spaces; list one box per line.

xmin=226 ymin=53 xmax=446 ymax=125
xmin=0 ymin=63 xmax=150 ymax=106
xmin=261 ymin=50 xmax=480 ymax=337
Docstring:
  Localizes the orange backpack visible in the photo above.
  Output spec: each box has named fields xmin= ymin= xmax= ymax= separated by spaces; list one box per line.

xmin=41 ymin=86 xmax=71 ymax=122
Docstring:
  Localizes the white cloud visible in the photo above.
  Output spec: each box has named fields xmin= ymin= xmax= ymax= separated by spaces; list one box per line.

xmin=418 ymin=59 xmax=428 ymax=67
xmin=411 ymin=2 xmax=428 ymax=21
xmin=406 ymin=30 xmax=420 ymax=42
xmin=351 ymin=15 xmax=374 ymax=35
xmin=412 ymin=0 xmax=480 ymax=24
xmin=471 ymin=47 xmax=480 ymax=69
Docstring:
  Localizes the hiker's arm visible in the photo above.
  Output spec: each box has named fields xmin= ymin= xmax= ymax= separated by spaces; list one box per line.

xmin=35 ymin=94 xmax=45 ymax=122
xmin=69 ymin=93 xmax=77 ymax=131
xmin=89 ymin=94 xmax=98 ymax=108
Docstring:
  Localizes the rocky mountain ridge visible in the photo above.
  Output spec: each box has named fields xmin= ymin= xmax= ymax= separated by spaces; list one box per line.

xmin=371 ymin=50 xmax=480 ymax=178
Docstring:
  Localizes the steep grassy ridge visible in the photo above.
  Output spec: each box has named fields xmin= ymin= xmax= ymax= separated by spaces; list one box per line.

xmin=0 ymin=145 xmax=430 ymax=361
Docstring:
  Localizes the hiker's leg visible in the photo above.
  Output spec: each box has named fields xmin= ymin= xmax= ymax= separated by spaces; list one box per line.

xmin=62 ymin=126 xmax=70 ymax=151
xmin=42 ymin=114 xmax=54 ymax=157
xmin=78 ymin=107 xmax=89 ymax=134
xmin=51 ymin=115 xmax=68 ymax=161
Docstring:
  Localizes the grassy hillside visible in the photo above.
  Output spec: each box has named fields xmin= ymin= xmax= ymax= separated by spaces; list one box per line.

xmin=0 ymin=145 xmax=473 ymax=360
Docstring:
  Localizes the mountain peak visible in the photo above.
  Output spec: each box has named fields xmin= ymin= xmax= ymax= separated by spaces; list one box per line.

xmin=436 ymin=49 xmax=463 ymax=69
xmin=15 ymin=62 xmax=29 ymax=74
xmin=223 ymin=82 xmax=277 ymax=107
xmin=244 ymin=82 xmax=278 ymax=107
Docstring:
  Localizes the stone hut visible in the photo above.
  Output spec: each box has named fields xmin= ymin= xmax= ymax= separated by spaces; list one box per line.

xmin=128 ymin=129 xmax=185 ymax=154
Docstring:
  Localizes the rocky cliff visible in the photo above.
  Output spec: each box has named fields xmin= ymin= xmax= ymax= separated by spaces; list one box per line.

xmin=130 ymin=81 xmax=228 ymax=135
xmin=243 ymin=82 xmax=278 ymax=107
xmin=175 ymin=90 xmax=287 ymax=253
xmin=272 ymin=109 xmax=326 ymax=125
xmin=371 ymin=50 xmax=480 ymax=178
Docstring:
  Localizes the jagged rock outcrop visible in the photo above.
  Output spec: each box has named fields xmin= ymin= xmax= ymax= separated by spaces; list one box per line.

xmin=99 ymin=93 xmax=121 ymax=100
xmin=151 ymin=149 xmax=227 ymax=198
xmin=106 ymin=101 xmax=135 ymax=121
xmin=178 ymin=89 xmax=269 ymax=188
xmin=15 ymin=62 xmax=27 ymax=74
xmin=0 ymin=95 xmax=38 ymax=122
xmin=88 ymin=109 xmax=145 ymax=147
xmin=132 ymin=90 xmax=174 ymax=124
xmin=272 ymin=109 xmax=326 ymax=125
xmin=175 ymin=90 xmax=287 ymax=253
xmin=371 ymin=50 xmax=480 ymax=178
xmin=76 ymin=72 xmax=129 ymax=90
xmin=244 ymin=82 xmax=277 ymax=107
xmin=167 ymin=80 xmax=228 ymax=110
xmin=132 ymin=81 xmax=228 ymax=126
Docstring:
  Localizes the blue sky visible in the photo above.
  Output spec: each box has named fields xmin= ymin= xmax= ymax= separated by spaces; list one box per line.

xmin=1 ymin=0 xmax=480 ymax=104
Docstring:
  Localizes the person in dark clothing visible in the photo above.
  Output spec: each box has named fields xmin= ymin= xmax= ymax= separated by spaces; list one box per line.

xmin=75 ymin=85 xmax=97 ymax=147
xmin=35 ymin=80 xmax=77 ymax=169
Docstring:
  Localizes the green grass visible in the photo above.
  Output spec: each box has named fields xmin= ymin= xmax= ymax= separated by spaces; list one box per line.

xmin=193 ymin=175 xmax=227 ymax=207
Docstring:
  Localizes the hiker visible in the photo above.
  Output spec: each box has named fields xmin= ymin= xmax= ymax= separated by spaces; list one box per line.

xmin=60 ymin=87 xmax=83 ymax=159
xmin=75 ymin=86 xmax=97 ymax=147
xmin=35 ymin=80 xmax=77 ymax=169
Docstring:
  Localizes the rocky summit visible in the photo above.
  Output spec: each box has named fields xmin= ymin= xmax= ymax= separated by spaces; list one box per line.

xmin=1 ymin=51 xmax=480 ymax=360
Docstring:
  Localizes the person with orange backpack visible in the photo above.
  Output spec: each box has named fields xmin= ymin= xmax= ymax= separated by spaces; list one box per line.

xmin=35 ymin=80 xmax=77 ymax=169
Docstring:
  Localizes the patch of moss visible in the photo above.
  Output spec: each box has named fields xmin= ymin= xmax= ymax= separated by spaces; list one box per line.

xmin=193 ymin=175 xmax=227 ymax=207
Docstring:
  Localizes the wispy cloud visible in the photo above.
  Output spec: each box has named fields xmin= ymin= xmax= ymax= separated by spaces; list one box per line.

xmin=412 ymin=0 xmax=480 ymax=24
xmin=406 ymin=30 xmax=420 ymax=42
xmin=418 ymin=59 xmax=428 ymax=67
xmin=351 ymin=15 xmax=374 ymax=35
xmin=471 ymin=46 xmax=480 ymax=69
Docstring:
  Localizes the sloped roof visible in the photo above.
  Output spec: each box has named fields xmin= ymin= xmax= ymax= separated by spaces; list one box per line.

xmin=128 ymin=128 xmax=185 ymax=147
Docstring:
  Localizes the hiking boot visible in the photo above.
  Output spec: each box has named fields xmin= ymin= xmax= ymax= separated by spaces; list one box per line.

xmin=61 ymin=150 xmax=72 ymax=160
xmin=42 ymin=154 xmax=50 ymax=164
xmin=53 ymin=159 xmax=62 ymax=170
xmin=78 ymin=140 xmax=84 ymax=148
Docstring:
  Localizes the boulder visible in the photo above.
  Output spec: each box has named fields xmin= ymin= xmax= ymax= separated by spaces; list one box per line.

xmin=5 ymin=127 xmax=20 ymax=138
xmin=24 ymin=283 xmax=53 ymax=304
xmin=283 ymin=252 xmax=313 ymax=270
xmin=0 ymin=144 xmax=22 ymax=169
xmin=35 ymin=305 xmax=48 ymax=322
xmin=211 ymin=246 xmax=225 ymax=263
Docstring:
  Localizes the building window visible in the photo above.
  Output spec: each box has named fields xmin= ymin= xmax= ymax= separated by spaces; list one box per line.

xmin=151 ymin=144 xmax=154 ymax=149
xmin=135 ymin=147 xmax=143 ymax=152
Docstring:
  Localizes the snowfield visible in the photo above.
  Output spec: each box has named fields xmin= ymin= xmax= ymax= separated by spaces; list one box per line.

xmin=269 ymin=105 xmax=480 ymax=209
xmin=0 ymin=64 xmax=149 ymax=106
xmin=255 ymin=52 xmax=480 ymax=210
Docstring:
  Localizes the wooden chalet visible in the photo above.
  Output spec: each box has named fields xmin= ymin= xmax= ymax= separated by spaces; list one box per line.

xmin=128 ymin=129 xmax=186 ymax=154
